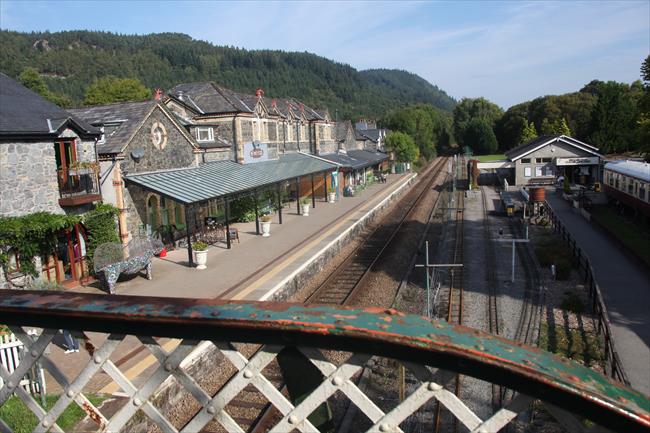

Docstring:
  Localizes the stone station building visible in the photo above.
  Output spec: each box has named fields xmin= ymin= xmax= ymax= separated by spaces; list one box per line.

xmin=0 ymin=73 xmax=102 ymax=287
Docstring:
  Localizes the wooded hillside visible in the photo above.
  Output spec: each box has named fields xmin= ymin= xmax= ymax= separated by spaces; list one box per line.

xmin=0 ymin=30 xmax=456 ymax=118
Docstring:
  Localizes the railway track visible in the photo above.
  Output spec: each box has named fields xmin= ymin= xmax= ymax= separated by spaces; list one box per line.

xmin=306 ymin=156 xmax=449 ymax=306
xmin=434 ymin=156 xmax=466 ymax=433
xmin=480 ymin=185 xmax=503 ymax=411
xmin=205 ymin=158 xmax=450 ymax=433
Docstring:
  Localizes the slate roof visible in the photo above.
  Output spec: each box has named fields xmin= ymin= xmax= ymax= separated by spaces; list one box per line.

xmin=505 ymin=135 xmax=601 ymax=161
xmin=347 ymin=149 xmax=389 ymax=165
xmin=70 ymin=100 xmax=198 ymax=155
xmin=70 ymin=100 xmax=158 ymax=154
xmin=355 ymin=128 xmax=383 ymax=143
xmin=318 ymin=152 xmax=368 ymax=170
xmin=168 ymin=82 xmax=255 ymax=115
xmin=125 ymin=152 xmax=336 ymax=204
xmin=0 ymin=72 xmax=99 ymax=138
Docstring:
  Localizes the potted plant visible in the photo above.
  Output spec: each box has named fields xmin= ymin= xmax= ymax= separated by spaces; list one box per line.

xmin=192 ymin=241 xmax=209 ymax=270
xmin=260 ymin=214 xmax=272 ymax=237
xmin=300 ymin=197 xmax=311 ymax=216
xmin=327 ymin=186 xmax=336 ymax=203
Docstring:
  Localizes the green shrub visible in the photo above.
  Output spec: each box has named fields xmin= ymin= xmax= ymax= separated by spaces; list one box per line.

xmin=192 ymin=241 xmax=208 ymax=251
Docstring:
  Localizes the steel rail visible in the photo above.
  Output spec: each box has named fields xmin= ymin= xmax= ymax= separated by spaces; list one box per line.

xmin=481 ymin=185 xmax=503 ymax=412
xmin=306 ymin=157 xmax=449 ymax=306
xmin=249 ymin=158 xmax=448 ymax=433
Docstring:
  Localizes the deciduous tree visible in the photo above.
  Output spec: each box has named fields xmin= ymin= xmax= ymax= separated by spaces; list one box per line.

xmin=84 ymin=76 xmax=151 ymax=105
xmin=385 ymin=131 xmax=419 ymax=163
xmin=453 ymin=97 xmax=502 ymax=147
xmin=463 ymin=118 xmax=498 ymax=155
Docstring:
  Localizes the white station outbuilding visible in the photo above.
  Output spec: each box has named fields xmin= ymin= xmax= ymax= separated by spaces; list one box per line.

xmin=478 ymin=135 xmax=602 ymax=187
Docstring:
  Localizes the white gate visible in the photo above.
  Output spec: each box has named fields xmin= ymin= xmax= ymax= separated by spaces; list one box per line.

xmin=0 ymin=330 xmax=46 ymax=397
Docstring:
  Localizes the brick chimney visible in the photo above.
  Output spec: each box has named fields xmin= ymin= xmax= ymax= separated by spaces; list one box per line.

xmin=255 ymin=88 xmax=264 ymax=98
xmin=154 ymin=89 xmax=163 ymax=101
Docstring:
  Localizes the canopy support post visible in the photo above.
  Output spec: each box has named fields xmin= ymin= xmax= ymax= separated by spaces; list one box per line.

xmin=296 ymin=177 xmax=301 ymax=215
xmin=225 ymin=197 xmax=231 ymax=249
xmin=277 ymin=184 xmax=283 ymax=224
xmin=185 ymin=204 xmax=194 ymax=268
xmin=254 ymin=191 xmax=260 ymax=235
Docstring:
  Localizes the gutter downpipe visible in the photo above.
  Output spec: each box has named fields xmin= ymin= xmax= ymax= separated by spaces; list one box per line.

xmin=113 ymin=162 xmax=130 ymax=249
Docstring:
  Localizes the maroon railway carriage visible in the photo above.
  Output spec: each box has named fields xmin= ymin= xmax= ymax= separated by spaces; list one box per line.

xmin=603 ymin=160 xmax=650 ymax=218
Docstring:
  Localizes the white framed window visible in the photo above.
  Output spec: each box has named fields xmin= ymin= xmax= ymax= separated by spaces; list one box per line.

xmin=196 ymin=127 xmax=214 ymax=142
xmin=535 ymin=166 xmax=543 ymax=177
xmin=524 ymin=167 xmax=532 ymax=177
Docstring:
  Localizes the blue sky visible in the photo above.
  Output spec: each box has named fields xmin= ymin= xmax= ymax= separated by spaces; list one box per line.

xmin=1 ymin=1 xmax=648 ymax=108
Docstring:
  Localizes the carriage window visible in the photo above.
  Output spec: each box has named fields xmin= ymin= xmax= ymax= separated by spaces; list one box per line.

xmin=627 ymin=182 xmax=633 ymax=194
xmin=639 ymin=185 xmax=646 ymax=201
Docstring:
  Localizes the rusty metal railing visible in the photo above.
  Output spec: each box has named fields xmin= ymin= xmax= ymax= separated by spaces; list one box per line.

xmin=0 ymin=290 xmax=648 ymax=433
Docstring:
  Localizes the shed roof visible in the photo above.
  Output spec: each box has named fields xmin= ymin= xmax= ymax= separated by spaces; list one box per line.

xmin=124 ymin=152 xmax=336 ymax=204
xmin=505 ymin=135 xmax=601 ymax=161
xmin=0 ymin=72 xmax=99 ymax=138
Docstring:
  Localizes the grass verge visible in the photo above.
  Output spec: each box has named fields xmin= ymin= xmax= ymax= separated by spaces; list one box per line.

xmin=590 ymin=205 xmax=650 ymax=267
xmin=539 ymin=323 xmax=604 ymax=368
xmin=0 ymin=394 xmax=105 ymax=433
xmin=474 ymin=154 xmax=506 ymax=162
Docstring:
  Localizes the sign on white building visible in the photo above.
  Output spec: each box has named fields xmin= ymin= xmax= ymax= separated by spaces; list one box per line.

xmin=555 ymin=156 xmax=599 ymax=166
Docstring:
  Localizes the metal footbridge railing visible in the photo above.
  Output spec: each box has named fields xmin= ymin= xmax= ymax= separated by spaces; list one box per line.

xmin=0 ymin=290 xmax=648 ymax=433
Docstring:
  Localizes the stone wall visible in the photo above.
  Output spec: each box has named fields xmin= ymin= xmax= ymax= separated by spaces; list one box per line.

xmin=115 ymin=106 xmax=198 ymax=237
xmin=119 ymin=107 xmax=197 ymax=175
xmin=0 ymin=141 xmax=62 ymax=216
xmin=0 ymin=129 xmax=96 ymax=217
xmin=203 ymin=149 xmax=234 ymax=162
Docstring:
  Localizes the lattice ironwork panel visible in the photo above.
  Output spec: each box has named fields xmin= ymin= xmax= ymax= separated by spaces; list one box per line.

xmin=0 ymin=291 xmax=647 ymax=433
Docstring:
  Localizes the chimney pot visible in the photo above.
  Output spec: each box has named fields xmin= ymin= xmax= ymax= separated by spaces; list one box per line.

xmin=255 ymin=88 xmax=264 ymax=97
xmin=154 ymin=89 xmax=163 ymax=101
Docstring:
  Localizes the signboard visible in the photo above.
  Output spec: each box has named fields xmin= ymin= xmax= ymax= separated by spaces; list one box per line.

xmin=243 ymin=141 xmax=269 ymax=164
xmin=555 ymin=156 xmax=599 ymax=166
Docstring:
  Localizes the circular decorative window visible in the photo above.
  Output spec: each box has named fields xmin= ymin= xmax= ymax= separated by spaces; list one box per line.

xmin=150 ymin=121 xmax=168 ymax=149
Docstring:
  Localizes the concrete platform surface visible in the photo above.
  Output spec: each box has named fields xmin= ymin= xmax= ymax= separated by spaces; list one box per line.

xmin=44 ymin=173 xmax=415 ymax=393
xmin=547 ymin=193 xmax=650 ymax=395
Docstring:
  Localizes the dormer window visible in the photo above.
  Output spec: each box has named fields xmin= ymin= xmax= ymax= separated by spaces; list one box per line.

xmin=196 ymin=127 xmax=214 ymax=142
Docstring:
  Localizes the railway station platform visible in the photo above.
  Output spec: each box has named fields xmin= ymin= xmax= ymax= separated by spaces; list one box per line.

xmin=546 ymin=193 xmax=650 ymax=395
xmin=43 ymin=172 xmax=416 ymax=393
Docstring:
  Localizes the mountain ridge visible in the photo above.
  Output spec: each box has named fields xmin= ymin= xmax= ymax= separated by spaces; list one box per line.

xmin=0 ymin=30 xmax=456 ymax=118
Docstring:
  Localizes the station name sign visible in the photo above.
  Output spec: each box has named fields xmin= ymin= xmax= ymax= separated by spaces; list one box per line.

xmin=555 ymin=156 xmax=599 ymax=166
xmin=243 ymin=141 xmax=269 ymax=164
